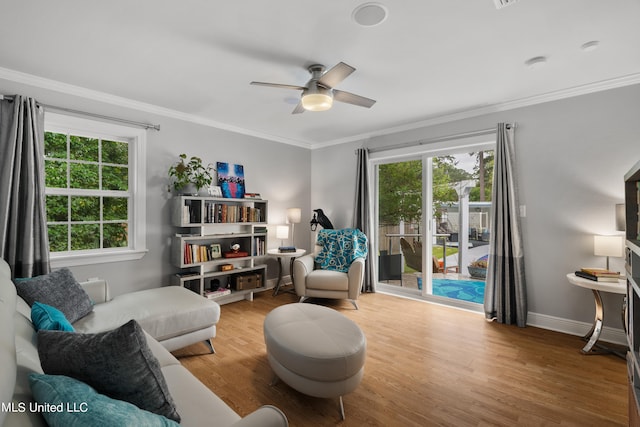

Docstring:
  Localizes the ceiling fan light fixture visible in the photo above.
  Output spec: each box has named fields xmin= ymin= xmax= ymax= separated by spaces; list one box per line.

xmin=302 ymin=89 xmax=333 ymax=111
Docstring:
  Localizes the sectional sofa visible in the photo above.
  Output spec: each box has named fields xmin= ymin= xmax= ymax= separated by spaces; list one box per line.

xmin=0 ymin=258 xmax=288 ymax=426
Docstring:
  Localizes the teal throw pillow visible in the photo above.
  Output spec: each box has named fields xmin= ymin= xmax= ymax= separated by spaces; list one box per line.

xmin=29 ymin=374 xmax=180 ymax=427
xmin=31 ymin=302 xmax=75 ymax=332
xmin=37 ymin=319 xmax=180 ymax=422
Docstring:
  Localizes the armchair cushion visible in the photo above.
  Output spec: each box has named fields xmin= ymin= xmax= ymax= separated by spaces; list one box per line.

xmin=306 ymin=269 xmax=349 ymax=291
xmin=315 ymin=228 xmax=368 ymax=273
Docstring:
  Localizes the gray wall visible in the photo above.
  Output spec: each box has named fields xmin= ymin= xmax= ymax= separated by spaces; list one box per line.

xmin=0 ymin=78 xmax=312 ymax=296
xmin=311 ymin=84 xmax=640 ymax=330
xmin=2 ymin=75 xmax=639 ymax=330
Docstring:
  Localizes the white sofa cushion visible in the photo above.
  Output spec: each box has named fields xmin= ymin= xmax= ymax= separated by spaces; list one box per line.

xmin=73 ymin=286 xmax=219 ymax=342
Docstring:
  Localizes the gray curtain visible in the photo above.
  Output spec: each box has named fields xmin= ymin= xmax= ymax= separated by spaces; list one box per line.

xmin=484 ymin=123 xmax=527 ymax=327
xmin=353 ymin=147 xmax=375 ymax=292
xmin=0 ymin=95 xmax=50 ymax=278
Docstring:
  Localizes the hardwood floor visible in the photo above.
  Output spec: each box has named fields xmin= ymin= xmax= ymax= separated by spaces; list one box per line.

xmin=172 ymin=290 xmax=628 ymax=426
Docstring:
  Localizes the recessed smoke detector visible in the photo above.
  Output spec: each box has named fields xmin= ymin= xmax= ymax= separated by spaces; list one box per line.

xmin=494 ymin=0 xmax=520 ymax=9
xmin=352 ymin=2 xmax=388 ymax=27
xmin=524 ymin=56 xmax=547 ymax=68
xmin=580 ymin=40 xmax=600 ymax=52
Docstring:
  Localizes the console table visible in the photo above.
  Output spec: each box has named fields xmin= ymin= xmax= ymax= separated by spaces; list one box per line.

xmin=566 ymin=273 xmax=626 ymax=356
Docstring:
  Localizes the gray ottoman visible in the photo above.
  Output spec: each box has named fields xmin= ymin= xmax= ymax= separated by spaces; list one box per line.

xmin=263 ymin=303 xmax=366 ymax=419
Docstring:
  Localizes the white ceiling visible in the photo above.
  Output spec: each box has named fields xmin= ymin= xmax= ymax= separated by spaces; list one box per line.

xmin=1 ymin=0 xmax=639 ymax=149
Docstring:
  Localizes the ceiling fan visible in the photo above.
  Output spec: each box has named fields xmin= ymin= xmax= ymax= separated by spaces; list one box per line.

xmin=250 ymin=62 xmax=376 ymax=114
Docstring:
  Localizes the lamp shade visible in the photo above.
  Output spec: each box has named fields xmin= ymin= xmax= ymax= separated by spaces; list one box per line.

xmin=286 ymin=208 xmax=302 ymax=224
xmin=276 ymin=225 xmax=289 ymax=240
xmin=301 ymin=93 xmax=333 ymax=111
xmin=594 ymin=235 xmax=624 ymax=257
xmin=616 ymin=203 xmax=626 ymax=232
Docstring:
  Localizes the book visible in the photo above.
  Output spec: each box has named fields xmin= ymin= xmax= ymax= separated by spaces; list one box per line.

xmin=575 ymin=270 xmax=621 ymax=282
xmin=579 ymin=267 xmax=621 ymax=277
xmin=278 ymin=246 xmax=297 ymax=253
xmin=223 ymin=251 xmax=249 ymax=258
xmin=204 ymin=288 xmax=231 ymax=299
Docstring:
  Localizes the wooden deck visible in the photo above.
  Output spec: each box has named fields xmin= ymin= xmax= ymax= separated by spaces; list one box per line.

xmin=173 ymin=290 xmax=628 ymax=426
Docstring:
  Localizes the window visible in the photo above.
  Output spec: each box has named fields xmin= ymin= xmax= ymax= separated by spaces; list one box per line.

xmin=44 ymin=113 xmax=147 ymax=267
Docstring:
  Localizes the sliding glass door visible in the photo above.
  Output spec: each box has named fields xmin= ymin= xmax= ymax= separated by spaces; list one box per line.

xmin=375 ymin=145 xmax=494 ymax=306
xmin=376 ymin=158 xmax=423 ymax=288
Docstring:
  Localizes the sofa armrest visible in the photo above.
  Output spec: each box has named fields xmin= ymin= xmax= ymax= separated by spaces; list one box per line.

xmin=228 ymin=405 xmax=288 ymax=427
xmin=80 ymin=279 xmax=111 ymax=304
xmin=293 ymin=254 xmax=315 ymax=296
xmin=347 ymin=257 xmax=365 ymax=299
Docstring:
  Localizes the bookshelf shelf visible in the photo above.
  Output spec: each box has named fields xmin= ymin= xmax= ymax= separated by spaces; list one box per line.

xmin=625 ymin=160 xmax=640 ymax=424
xmin=170 ymin=196 xmax=270 ymax=304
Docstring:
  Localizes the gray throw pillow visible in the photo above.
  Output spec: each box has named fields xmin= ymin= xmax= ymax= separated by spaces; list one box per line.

xmin=37 ymin=319 xmax=181 ymax=422
xmin=14 ymin=268 xmax=93 ymax=323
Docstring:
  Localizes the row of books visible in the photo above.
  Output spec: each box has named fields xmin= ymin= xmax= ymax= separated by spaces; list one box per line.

xmin=254 ymin=237 xmax=266 ymax=256
xmin=183 ymin=240 xmax=266 ymax=264
xmin=574 ymin=267 xmax=623 ymax=282
xmin=181 ymin=203 xmax=264 ymax=224
xmin=184 ymin=243 xmax=220 ymax=264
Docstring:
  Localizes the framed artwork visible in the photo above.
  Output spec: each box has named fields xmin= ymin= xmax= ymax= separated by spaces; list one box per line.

xmin=210 ymin=244 xmax=222 ymax=259
xmin=216 ymin=162 xmax=245 ymax=199
xmin=208 ymin=186 xmax=223 ymax=197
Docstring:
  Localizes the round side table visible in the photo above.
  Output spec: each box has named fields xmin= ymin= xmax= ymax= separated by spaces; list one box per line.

xmin=566 ymin=273 xmax=626 ymax=356
xmin=268 ymin=248 xmax=306 ymax=296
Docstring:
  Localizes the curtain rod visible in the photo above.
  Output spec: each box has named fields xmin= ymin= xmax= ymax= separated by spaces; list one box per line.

xmin=366 ymin=124 xmax=515 ymax=154
xmin=0 ymin=95 xmax=161 ymax=131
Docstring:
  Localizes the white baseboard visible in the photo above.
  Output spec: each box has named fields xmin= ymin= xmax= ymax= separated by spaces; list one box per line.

xmin=526 ymin=311 xmax=626 ymax=346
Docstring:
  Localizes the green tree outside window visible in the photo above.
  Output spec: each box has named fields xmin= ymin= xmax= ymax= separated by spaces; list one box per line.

xmin=44 ymin=131 xmax=130 ymax=253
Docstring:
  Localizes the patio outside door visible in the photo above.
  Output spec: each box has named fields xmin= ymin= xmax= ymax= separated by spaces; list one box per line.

xmin=375 ymin=149 xmax=493 ymax=305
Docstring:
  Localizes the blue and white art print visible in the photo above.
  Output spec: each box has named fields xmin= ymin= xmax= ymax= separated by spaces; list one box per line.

xmin=216 ymin=162 xmax=245 ymax=199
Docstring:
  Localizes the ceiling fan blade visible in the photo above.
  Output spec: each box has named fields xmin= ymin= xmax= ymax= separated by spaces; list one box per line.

xmin=250 ymin=81 xmax=306 ymax=91
xmin=333 ymin=89 xmax=376 ymax=108
xmin=317 ymin=62 xmax=355 ymax=88
xmin=292 ymin=101 xmax=305 ymax=114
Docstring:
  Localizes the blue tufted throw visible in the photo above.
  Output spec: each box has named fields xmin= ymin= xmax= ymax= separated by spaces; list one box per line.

xmin=316 ymin=228 xmax=368 ymax=273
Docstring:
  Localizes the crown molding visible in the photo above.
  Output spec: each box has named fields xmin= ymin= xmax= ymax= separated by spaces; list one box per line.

xmin=1 ymin=65 xmax=638 ymax=151
xmin=0 ymin=66 xmax=313 ymax=149
xmin=311 ymin=72 xmax=640 ymax=150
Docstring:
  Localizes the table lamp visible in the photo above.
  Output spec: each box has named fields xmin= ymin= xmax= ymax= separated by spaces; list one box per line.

xmin=276 ymin=225 xmax=289 ymax=249
xmin=593 ymin=235 xmax=624 ymax=271
xmin=286 ymin=208 xmax=301 ymax=248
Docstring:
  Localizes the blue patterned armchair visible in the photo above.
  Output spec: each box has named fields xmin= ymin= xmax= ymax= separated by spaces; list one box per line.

xmin=292 ymin=228 xmax=368 ymax=309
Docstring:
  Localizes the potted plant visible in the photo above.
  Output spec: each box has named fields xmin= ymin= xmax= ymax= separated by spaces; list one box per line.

xmin=168 ymin=154 xmax=214 ymax=195
xmin=468 ymin=259 xmax=488 ymax=279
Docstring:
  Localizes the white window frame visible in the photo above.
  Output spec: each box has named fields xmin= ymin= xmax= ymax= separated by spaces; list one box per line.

xmin=45 ymin=112 xmax=147 ymax=268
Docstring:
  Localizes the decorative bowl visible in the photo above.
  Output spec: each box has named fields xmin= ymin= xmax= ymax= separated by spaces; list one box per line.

xmin=468 ymin=266 xmax=487 ymax=279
